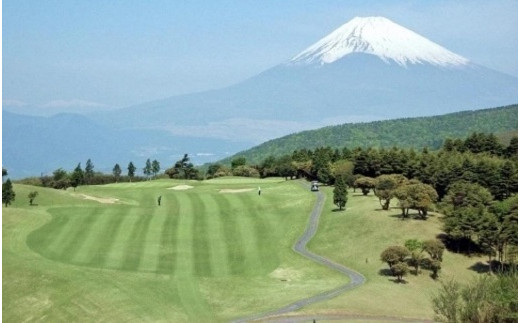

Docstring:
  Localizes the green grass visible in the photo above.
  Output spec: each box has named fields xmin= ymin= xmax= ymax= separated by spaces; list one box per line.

xmin=3 ymin=179 xmax=487 ymax=321
xmin=300 ymin=187 xmax=487 ymax=320
xmin=3 ymin=179 xmax=345 ymax=322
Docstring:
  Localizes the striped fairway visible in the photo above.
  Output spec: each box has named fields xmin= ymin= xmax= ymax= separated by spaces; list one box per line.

xmin=27 ymin=181 xmax=283 ymax=277
xmin=6 ymin=179 xmax=352 ymax=322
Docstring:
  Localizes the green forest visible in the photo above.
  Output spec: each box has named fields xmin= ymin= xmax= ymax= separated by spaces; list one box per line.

xmin=224 ymin=105 xmax=517 ymax=165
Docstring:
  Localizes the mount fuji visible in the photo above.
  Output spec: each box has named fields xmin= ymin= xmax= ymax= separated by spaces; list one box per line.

xmin=4 ymin=17 xmax=518 ymax=177
xmin=95 ymin=16 xmax=516 ymax=141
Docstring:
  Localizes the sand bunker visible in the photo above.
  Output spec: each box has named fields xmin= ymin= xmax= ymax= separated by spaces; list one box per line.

xmin=219 ymin=188 xmax=254 ymax=193
xmin=79 ymin=194 xmax=119 ymax=204
xmin=168 ymin=185 xmax=194 ymax=190
xmin=269 ymin=267 xmax=303 ymax=282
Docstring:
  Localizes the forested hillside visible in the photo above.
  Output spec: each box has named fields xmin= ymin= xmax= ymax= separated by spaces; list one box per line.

xmin=224 ymin=105 xmax=517 ymax=164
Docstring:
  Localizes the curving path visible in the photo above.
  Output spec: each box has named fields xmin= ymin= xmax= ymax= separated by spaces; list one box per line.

xmin=232 ymin=185 xmax=366 ymax=322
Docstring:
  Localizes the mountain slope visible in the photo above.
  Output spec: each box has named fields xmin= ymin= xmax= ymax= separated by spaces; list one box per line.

xmin=221 ymin=105 xmax=518 ymax=164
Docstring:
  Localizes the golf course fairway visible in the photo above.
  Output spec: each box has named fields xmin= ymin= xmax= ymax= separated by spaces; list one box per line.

xmin=3 ymin=178 xmax=346 ymax=322
xmin=3 ymin=177 xmax=484 ymax=321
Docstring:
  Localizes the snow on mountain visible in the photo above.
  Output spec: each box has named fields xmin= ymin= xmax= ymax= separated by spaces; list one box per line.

xmin=289 ymin=16 xmax=470 ymax=67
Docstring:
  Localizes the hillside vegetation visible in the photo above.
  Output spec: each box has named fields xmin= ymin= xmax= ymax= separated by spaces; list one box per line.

xmin=224 ymin=105 xmax=517 ymax=164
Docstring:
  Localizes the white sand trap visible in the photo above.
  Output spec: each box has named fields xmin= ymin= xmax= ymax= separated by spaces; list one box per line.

xmin=168 ymin=185 xmax=194 ymax=190
xmin=219 ymin=188 xmax=254 ymax=193
xmin=79 ymin=194 xmax=119 ymax=204
xmin=269 ymin=267 xmax=303 ymax=282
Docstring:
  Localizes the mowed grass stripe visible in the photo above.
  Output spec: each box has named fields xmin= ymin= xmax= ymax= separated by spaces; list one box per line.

xmin=212 ymin=194 xmax=246 ymax=275
xmin=240 ymin=194 xmax=278 ymax=274
xmin=202 ymin=194 xmax=229 ymax=277
xmin=121 ymin=212 xmax=155 ymax=271
xmin=109 ymin=190 xmax=158 ymax=270
xmin=87 ymin=209 xmax=126 ymax=268
xmin=188 ymin=193 xmax=212 ymax=277
xmin=43 ymin=208 xmax=90 ymax=256
xmin=227 ymin=193 xmax=263 ymax=275
xmin=26 ymin=212 xmax=71 ymax=260
xmin=103 ymin=208 xmax=142 ymax=270
xmin=155 ymin=194 xmax=181 ymax=275
xmin=71 ymin=208 xmax=115 ymax=265
xmin=137 ymin=204 xmax=167 ymax=273
xmin=174 ymin=193 xmax=196 ymax=277
xmin=55 ymin=208 xmax=101 ymax=263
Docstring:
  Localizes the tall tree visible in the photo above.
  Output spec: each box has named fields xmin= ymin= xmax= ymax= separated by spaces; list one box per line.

xmin=312 ymin=147 xmax=333 ymax=184
xmin=2 ymin=179 xmax=15 ymax=207
xmin=143 ymin=159 xmax=152 ymax=179
xmin=85 ymin=159 xmax=94 ymax=184
xmin=151 ymin=160 xmax=160 ymax=178
xmin=333 ymin=176 xmax=348 ymax=211
xmin=112 ymin=163 xmax=122 ymax=182
xmin=441 ymin=181 xmax=493 ymax=253
xmin=127 ymin=162 xmax=136 ymax=182
xmin=70 ymin=163 xmax=84 ymax=191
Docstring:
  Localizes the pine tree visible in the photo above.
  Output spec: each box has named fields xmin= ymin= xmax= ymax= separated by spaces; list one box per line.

xmin=143 ymin=159 xmax=152 ymax=179
xmin=112 ymin=164 xmax=122 ymax=182
xmin=333 ymin=176 xmax=348 ymax=210
xmin=2 ymin=179 xmax=15 ymax=207
xmin=85 ymin=159 xmax=94 ymax=184
xmin=127 ymin=162 xmax=136 ymax=182
xmin=70 ymin=163 xmax=84 ymax=191
xmin=151 ymin=160 xmax=160 ymax=178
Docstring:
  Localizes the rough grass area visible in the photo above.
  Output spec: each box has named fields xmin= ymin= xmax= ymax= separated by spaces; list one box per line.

xmin=3 ymin=179 xmax=344 ymax=322
xmin=301 ymin=187 xmax=486 ymax=320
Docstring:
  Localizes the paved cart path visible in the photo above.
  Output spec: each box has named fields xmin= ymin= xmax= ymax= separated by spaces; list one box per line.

xmin=231 ymin=184 xmax=433 ymax=323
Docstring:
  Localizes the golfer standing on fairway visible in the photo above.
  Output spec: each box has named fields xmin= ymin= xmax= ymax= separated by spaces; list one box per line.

xmin=258 ymin=187 xmax=261 ymax=196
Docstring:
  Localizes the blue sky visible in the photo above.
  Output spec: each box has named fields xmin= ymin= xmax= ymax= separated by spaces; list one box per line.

xmin=3 ymin=0 xmax=518 ymax=111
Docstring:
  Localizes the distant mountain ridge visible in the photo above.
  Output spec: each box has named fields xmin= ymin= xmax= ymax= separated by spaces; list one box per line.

xmin=220 ymin=105 xmax=518 ymax=165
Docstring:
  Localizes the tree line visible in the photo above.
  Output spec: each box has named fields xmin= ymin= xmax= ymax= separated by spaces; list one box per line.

xmin=14 ymin=153 xmax=207 ymax=190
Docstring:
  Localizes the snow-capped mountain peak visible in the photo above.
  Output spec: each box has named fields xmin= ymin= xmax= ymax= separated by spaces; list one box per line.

xmin=289 ymin=16 xmax=470 ymax=67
